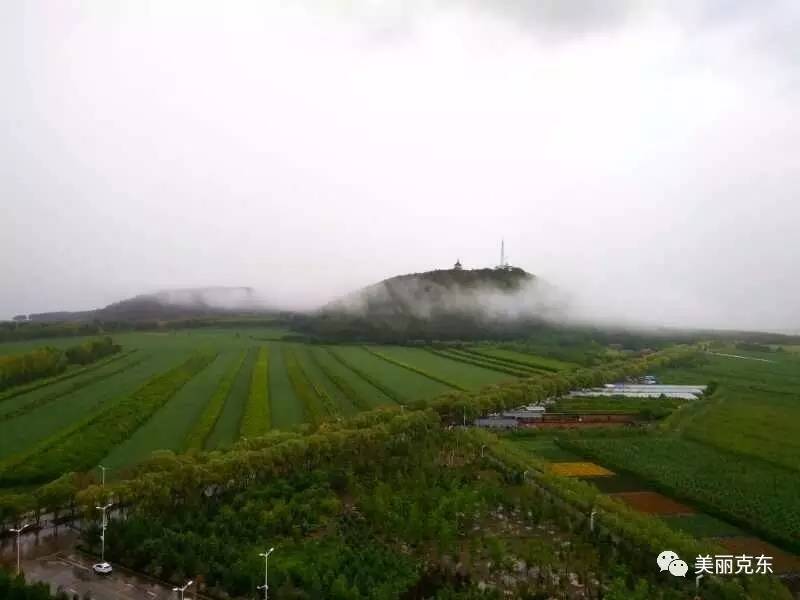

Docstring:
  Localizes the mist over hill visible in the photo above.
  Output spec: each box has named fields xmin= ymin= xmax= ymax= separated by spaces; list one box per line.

xmin=27 ymin=286 xmax=275 ymax=322
xmin=292 ymin=267 xmax=568 ymax=341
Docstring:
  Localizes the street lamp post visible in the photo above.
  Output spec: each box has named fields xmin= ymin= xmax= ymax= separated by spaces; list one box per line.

xmin=173 ymin=580 xmax=193 ymax=600
xmin=258 ymin=547 xmax=275 ymax=600
xmin=9 ymin=523 xmax=30 ymax=575
xmin=96 ymin=502 xmax=112 ymax=562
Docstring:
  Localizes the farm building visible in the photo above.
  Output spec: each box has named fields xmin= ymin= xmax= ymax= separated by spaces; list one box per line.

xmin=474 ymin=416 xmax=518 ymax=429
xmin=474 ymin=405 xmax=545 ymax=429
xmin=570 ymin=384 xmax=707 ymax=400
xmin=501 ymin=405 xmax=546 ymax=420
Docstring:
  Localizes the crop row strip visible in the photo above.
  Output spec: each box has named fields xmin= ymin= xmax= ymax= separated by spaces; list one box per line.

xmin=457 ymin=347 xmax=559 ymax=373
xmin=307 ymin=348 xmax=372 ymax=412
xmin=442 ymin=347 xmax=544 ymax=374
xmin=425 ymin=348 xmax=531 ymax=378
xmin=325 ymin=348 xmax=402 ymax=403
xmin=239 ymin=347 xmax=271 ymax=438
xmin=296 ymin=348 xmax=344 ymax=416
xmin=0 ymin=352 xmax=217 ymax=486
xmin=284 ymin=348 xmax=329 ymax=425
xmin=361 ymin=347 xmax=467 ymax=391
xmin=0 ymin=350 xmax=134 ymax=405
xmin=0 ymin=353 xmax=145 ymax=424
xmin=184 ymin=350 xmax=248 ymax=451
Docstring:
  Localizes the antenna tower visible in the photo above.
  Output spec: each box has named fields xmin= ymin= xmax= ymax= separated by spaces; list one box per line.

xmin=497 ymin=239 xmax=510 ymax=270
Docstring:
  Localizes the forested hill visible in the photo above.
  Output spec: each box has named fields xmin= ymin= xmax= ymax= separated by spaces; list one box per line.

xmin=28 ymin=287 xmax=274 ymax=322
xmin=326 ymin=267 xmax=535 ymax=315
xmin=293 ymin=267 xmax=564 ymax=342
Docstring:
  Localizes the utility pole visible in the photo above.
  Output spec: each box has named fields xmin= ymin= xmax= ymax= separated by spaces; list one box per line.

xmin=96 ymin=502 xmax=112 ymax=562
xmin=258 ymin=548 xmax=275 ymax=600
xmin=99 ymin=465 xmax=108 ymax=487
xmin=9 ymin=523 xmax=30 ymax=575
xmin=173 ymin=580 xmax=193 ymax=600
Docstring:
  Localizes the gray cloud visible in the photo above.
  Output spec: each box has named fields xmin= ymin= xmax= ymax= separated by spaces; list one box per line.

xmin=1 ymin=1 xmax=798 ymax=332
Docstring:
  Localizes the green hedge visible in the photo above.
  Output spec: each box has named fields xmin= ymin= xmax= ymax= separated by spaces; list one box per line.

xmin=0 ymin=337 xmax=121 ymax=393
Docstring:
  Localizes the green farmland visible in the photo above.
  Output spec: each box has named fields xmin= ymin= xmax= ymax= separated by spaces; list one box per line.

xmin=541 ymin=349 xmax=800 ymax=553
xmin=0 ymin=330 xmax=566 ymax=487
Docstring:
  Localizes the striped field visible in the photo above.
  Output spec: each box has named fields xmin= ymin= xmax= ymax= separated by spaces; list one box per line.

xmin=0 ymin=330 xmax=573 ymax=484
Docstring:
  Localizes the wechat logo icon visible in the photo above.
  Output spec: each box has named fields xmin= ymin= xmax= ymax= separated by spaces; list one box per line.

xmin=657 ymin=550 xmax=688 ymax=577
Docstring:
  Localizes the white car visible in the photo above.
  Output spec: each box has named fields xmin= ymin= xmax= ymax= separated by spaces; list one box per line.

xmin=93 ymin=562 xmax=113 ymax=575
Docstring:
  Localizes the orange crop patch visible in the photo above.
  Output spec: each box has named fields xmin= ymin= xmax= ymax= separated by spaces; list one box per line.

xmin=714 ymin=537 xmax=800 ymax=574
xmin=611 ymin=491 xmax=695 ymax=515
xmin=549 ymin=462 xmax=614 ymax=477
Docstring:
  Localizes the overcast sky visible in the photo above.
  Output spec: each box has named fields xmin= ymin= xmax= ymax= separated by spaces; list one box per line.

xmin=2 ymin=1 xmax=798 ymax=331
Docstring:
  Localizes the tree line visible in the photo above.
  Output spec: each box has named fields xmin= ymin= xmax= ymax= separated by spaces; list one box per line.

xmin=0 ymin=571 xmax=67 ymax=600
xmin=0 ymin=337 xmax=120 ymax=391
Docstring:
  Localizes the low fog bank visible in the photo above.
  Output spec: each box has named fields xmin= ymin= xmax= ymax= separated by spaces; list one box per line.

xmin=311 ymin=263 xmax=799 ymax=336
xmin=325 ymin=269 xmax=567 ymax=323
xmin=142 ymin=287 xmax=267 ymax=312
xmin=2 ymin=2 xmax=799 ymax=333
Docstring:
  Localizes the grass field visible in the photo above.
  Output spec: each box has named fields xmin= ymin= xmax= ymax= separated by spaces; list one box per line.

xmin=312 ymin=347 xmax=392 ymax=410
xmin=372 ymin=346 xmax=511 ymax=389
xmin=295 ymin=347 xmax=358 ymax=416
xmin=0 ymin=333 xmax=558 ymax=479
xmin=656 ymin=351 xmax=800 ymax=471
xmin=268 ymin=342 xmax=303 ymax=429
xmin=0 ymin=352 xmax=185 ymax=461
xmin=9 ymin=329 xmax=781 ymax=502
xmin=328 ymin=346 xmax=449 ymax=402
xmin=205 ymin=347 xmax=257 ymax=449
xmin=101 ymin=352 xmax=231 ymax=469
xmin=465 ymin=346 xmax=577 ymax=371
xmin=428 ymin=348 xmax=533 ymax=377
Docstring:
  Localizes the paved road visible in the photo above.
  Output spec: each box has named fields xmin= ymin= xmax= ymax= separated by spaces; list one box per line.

xmin=21 ymin=551 xmax=178 ymax=600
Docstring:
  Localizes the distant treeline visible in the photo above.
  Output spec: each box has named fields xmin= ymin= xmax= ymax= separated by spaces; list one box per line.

xmin=0 ymin=317 xmax=289 ymax=342
xmin=0 ymin=337 xmax=120 ymax=391
xmin=290 ymin=313 xmax=800 ymax=362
